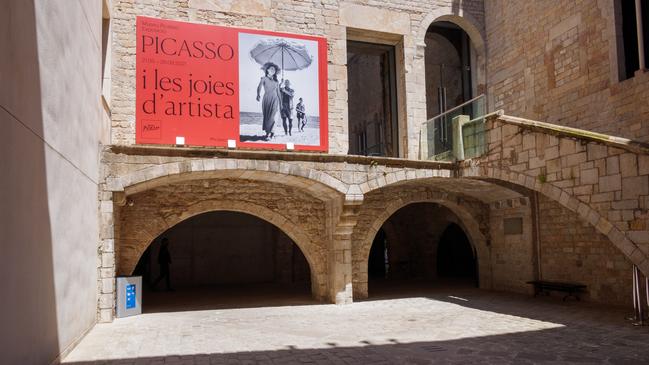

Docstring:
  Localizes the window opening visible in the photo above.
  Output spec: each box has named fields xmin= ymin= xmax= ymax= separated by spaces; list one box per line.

xmin=347 ymin=41 xmax=399 ymax=157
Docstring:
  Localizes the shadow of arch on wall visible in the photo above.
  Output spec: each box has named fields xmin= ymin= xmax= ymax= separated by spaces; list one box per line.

xmin=118 ymin=199 xmax=328 ymax=301
xmin=463 ymin=166 xmax=649 ymax=275
xmin=352 ymin=197 xmax=490 ymax=300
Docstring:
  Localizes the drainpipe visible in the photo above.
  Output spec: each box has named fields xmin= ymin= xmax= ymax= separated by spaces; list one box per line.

xmin=636 ymin=0 xmax=646 ymax=71
xmin=533 ymin=192 xmax=542 ymax=280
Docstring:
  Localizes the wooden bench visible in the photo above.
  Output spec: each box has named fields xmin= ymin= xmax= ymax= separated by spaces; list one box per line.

xmin=527 ymin=280 xmax=587 ymax=301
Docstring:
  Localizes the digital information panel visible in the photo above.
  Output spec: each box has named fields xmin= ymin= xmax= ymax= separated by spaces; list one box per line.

xmin=125 ymin=284 xmax=136 ymax=309
xmin=136 ymin=16 xmax=329 ymax=152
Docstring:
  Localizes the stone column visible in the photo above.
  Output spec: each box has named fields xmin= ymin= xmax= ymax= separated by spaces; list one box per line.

xmin=97 ymin=191 xmax=120 ymax=323
xmin=328 ymin=196 xmax=362 ymax=304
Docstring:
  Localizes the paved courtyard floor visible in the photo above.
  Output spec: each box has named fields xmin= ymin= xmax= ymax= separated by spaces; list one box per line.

xmin=63 ymin=283 xmax=649 ymax=364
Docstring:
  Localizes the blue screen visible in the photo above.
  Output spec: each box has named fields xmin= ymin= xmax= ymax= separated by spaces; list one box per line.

xmin=126 ymin=284 xmax=136 ymax=309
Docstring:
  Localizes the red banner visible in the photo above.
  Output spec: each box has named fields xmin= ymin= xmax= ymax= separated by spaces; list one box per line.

xmin=136 ymin=16 xmax=328 ymax=151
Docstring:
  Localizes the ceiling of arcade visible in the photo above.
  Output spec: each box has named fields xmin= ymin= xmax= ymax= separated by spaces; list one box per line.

xmin=381 ymin=177 xmax=526 ymax=204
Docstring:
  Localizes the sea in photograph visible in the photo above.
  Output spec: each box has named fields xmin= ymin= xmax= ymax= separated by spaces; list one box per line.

xmin=239 ymin=111 xmax=321 ymax=146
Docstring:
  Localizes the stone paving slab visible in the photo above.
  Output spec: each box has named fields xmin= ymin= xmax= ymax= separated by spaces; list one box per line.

xmin=63 ymin=288 xmax=649 ymax=364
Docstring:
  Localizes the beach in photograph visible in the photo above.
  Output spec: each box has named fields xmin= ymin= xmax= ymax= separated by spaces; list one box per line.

xmin=239 ymin=111 xmax=321 ymax=145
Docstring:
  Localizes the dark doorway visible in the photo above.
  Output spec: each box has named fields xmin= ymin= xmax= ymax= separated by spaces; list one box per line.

xmin=437 ymin=223 xmax=477 ymax=286
xmin=133 ymin=211 xmax=313 ymax=312
xmin=368 ymin=228 xmax=388 ymax=279
xmin=365 ymin=203 xmax=479 ymax=299
xmin=425 ymin=22 xmax=473 ymax=157
xmin=618 ymin=0 xmax=649 ymax=80
xmin=347 ymin=40 xmax=399 ymax=157
xmin=425 ymin=21 xmax=472 ymax=119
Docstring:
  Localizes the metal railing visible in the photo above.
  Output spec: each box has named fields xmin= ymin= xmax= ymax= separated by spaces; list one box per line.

xmin=420 ymin=94 xmax=486 ymax=161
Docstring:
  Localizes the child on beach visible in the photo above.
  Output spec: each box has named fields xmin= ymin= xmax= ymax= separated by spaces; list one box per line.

xmin=296 ymin=98 xmax=306 ymax=132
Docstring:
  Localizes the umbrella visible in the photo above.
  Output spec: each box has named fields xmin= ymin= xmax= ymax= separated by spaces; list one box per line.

xmin=250 ymin=38 xmax=313 ymax=80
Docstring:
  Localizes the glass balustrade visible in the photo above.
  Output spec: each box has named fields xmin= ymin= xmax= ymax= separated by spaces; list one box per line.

xmin=420 ymin=94 xmax=486 ymax=161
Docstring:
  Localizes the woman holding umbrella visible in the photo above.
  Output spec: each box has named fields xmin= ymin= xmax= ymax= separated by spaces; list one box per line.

xmin=250 ymin=38 xmax=313 ymax=141
xmin=256 ymin=62 xmax=281 ymax=140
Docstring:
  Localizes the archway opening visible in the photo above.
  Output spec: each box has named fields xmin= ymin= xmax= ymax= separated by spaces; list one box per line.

xmin=368 ymin=228 xmax=388 ymax=280
xmin=437 ymin=223 xmax=477 ymax=286
xmin=366 ymin=202 xmax=478 ymax=298
xmin=132 ymin=211 xmax=314 ymax=312
xmin=425 ymin=21 xmax=475 ymax=157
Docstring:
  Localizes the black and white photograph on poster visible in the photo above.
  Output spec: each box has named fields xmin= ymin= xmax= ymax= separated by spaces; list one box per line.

xmin=239 ymin=32 xmax=320 ymax=145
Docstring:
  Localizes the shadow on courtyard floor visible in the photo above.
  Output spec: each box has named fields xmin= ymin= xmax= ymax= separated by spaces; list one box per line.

xmin=63 ymin=280 xmax=649 ymax=364
xmin=62 ymin=327 xmax=649 ymax=364
xmin=141 ymin=283 xmax=320 ymax=313
xmin=141 ymin=278 xmax=636 ymax=329
xmin=363 ymin=279 xmax=637 ymax=329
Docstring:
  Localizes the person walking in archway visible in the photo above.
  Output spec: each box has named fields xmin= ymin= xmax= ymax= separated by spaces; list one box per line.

xmin=153 ymin=238 xmax=174 ymax=291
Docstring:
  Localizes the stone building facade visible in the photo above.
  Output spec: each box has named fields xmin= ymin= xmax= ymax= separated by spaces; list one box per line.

xmin=93 ymin=0 xmax=649 ymax=324
xmin=485 ymin=0 xmax=649 ymax=142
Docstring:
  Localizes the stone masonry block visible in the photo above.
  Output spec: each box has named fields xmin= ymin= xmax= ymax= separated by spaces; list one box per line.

xmin=101 ymin=252 xmax=115 ymax=268
xmin=587 ymin=143 xmax=607 ymax=161
xmin=628 ymin=231 xmax=649 ymax=244
xmin=99 ymin=309 xmax=112 ymax=323
xmin=639 ymin=155 xmax=649 ymax=175
xmin=565 ymin=152 xmax=587 ymax=167
xmin=599 ymin=174 xmax=621 ymax=192
xmin=595 ymin=217 xmax=613 ymax=235
xmin=522 ymin=133 xmax=535 ymax=150
xmin=606 ymin=156 xmax=619 ymax=175
xmin=620 ymin=153 xmax=638 ymax=177
xmin=545 ymin=146 xmax=559 ymax=160
xmin=559 ymin=139 xmax=577 ymax=156
xmin=99 ymin=293 xmax=114 ymax=309
xmin=100 ymin=200 xmax=114 ymax=213
xmin=612 ymin=199 xmax=639 ymax=210
xmin=580 ymin=168 xmax=598 ymax=184
xmin=622 ymin=175 xmax=649 ymax=199
xmin=101 ymin=278 xmax=114 ymax=294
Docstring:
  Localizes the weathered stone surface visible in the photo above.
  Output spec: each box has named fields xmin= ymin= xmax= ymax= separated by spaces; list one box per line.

xmin=485 ymin=1 xmax=649 ymax=143
xmin=622 ymin=176 xmax=649 ymax=199
xmin=189 ymin=0 xmax=271 ymax=17
xmin=339 ymin=3 xmax=411 ymax=35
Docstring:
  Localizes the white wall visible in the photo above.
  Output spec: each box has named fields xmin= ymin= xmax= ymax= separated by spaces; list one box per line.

xmin=0 ymin=1 xmax=102 ymax=363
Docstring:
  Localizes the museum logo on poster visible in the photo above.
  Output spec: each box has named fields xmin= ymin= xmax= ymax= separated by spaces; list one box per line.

xmin=135 ymin=16 xmax=328 ymax=152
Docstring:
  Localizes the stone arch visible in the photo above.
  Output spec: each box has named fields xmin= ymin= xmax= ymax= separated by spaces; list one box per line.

xmin=417 ymin=7 xmax=487 ymax=97
xmin=359 ymin=170 xmax=448 ymax=194
xmin=416 ymin=9 xmax=485 ymax=55
xmin=464 ymin=165 xmax=648 ymax=274
xmin=352 ymin=193 xmax=490 ymax=299
xmin=113 ymin=158 xmax=350 ymax=199
xmin=120 ymin=199 xmax=328 ymax=300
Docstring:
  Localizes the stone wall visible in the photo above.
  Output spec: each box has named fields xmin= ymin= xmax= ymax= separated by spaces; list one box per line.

xmin=488 ymin=197 xmax=535 ymax=294
xmin=539 ymin=196 xmax=632 ymax=305
xmin=485 ymin=0 xmax=649 ymax=142
xmin=109 ymin=0 xmax=485 ymax=158
xmin=462 ymin=115 xmax=649 ymax=277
